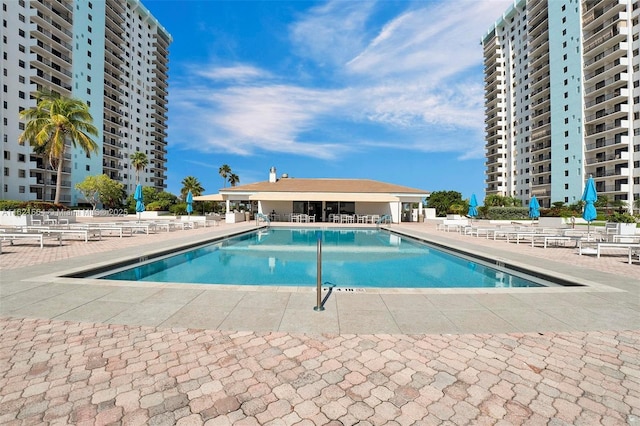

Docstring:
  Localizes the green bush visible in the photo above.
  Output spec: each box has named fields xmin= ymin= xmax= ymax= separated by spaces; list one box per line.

xmin=169 ymin=203 xmax=187 ymax=215
xmin=0 ymin=200 xmax=68 ymax=214
xmin=486 ymin=207 xmax=530 ymax=220
xmin=144 ymin=201 xmax=165 ymax=211
xmin=606 ymin=212 xmax=638 ymax=223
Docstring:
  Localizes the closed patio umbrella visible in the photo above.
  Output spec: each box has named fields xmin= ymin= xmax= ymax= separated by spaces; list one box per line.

xmin=186 ymin=190 xmax=193 ymax=216
xmin=581 ymin=176 xmax=598 ymax=234
xmin=134 ymin=184 xmax=145 ymax=222
xmin=468 ymin=194 xmax=478 ymax=222
xmin=529 ymin=196 xmax=540 ymax=222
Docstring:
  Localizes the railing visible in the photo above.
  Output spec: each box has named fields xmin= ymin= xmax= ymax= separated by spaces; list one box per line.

xmin=255 ymin=213 xmax=271 ymax=227
xmin=376 ymin=215 xmax=392 ymax=228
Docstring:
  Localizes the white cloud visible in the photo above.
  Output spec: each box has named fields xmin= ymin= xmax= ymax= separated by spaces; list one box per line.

xmin=169 ymin=0 xmax=512 ymax=161
xmin=289 ymin=0 xmax=376 ymax=67
xmin=169 ymin=78 xmax=353 ymax=159
xmin=192 ymin=65 xmax=270 ymax=82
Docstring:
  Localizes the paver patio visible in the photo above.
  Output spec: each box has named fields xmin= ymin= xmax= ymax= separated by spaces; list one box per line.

xmin=0 ymin=220 xmax=638 ymax=424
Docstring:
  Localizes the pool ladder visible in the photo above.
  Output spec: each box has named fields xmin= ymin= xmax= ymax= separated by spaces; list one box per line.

xmin=256 ymin=213 xmax=271 ymax=227
xmin=376 ymin=215 xmax=391 ymax=228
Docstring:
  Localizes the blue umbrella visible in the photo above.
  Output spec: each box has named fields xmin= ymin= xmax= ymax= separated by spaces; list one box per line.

xmin=529 ymin=196 xmax=540 ymax=220
xmin=186 ymin=190 xmax=193 ymax=216
xmin=581 ymin=176 xmax=598 ymax=233
xmin=468 ymin=194 xmax=478 ymax=219
xmin=134 ymin=184 xmax=145 ymax=222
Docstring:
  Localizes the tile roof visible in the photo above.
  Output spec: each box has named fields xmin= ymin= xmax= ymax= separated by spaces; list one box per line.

xmin=220 ymin=178 xmax=428 ymax=195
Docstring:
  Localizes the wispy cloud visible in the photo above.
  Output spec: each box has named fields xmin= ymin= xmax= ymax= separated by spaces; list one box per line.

xmin=169 ymin=0 xmax=511 ymax=161
xmin=289 ymin=0 xmax=377 ymax=68
xmin=192 ymin=64 xmax=270 ymax=83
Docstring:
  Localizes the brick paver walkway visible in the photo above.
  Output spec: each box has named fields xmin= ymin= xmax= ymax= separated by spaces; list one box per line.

xmin=1 ymin=220 xmax=639 ymax=424
xmin=1 ymin=317 xmax=638 ymax=425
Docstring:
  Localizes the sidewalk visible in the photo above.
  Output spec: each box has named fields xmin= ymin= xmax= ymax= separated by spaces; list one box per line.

xmin=0 ymin=221 xmax=638 ymax=424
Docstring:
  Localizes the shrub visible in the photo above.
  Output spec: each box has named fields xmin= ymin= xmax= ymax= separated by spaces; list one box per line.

xmin=144 ymin=201 xmax=165 ymax=211
xmin=486 ymin=207 xmax=530 ymax=220
xmin=0 ymin=200 xmax=68 ymax=214
xmin=169 ymin=203 xmax=187 ymax=215
xmin=606 ymin=212 xmax=638 ymax=223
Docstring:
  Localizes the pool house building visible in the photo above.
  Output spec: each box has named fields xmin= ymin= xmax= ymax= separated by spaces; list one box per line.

xmin=195 ymin=168 xmax=430 ymax=224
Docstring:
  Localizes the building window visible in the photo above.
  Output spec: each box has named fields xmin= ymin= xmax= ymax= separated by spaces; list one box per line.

xmin=18 ymin=169 xmax=25 ymax=178
xmin=19 ymin=186 xmax=25 ymax=193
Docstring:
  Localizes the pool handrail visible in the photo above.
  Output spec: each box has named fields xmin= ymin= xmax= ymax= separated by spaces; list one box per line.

xmin=256 ymin=213 xmax=271 ymax=227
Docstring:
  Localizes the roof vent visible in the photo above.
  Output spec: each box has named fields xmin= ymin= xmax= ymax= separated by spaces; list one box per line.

xmin=281 ymin=173 xmax=288 ymax=178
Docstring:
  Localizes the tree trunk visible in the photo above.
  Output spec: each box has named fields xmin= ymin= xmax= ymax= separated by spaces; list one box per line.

xmin=54 ymin=154 xmax=63 ymax=205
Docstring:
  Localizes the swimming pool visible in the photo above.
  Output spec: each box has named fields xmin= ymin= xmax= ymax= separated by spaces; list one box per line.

xmin=97 ymin=228 xmax=547 ymax=288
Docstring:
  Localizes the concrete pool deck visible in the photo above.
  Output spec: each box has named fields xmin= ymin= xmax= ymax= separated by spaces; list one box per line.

xmin=1 ymin=220 xmax=638 ymax=424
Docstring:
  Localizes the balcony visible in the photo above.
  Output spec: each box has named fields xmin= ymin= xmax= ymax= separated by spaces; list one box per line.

xmin=582 ymin=1 xmax=627 ymax=32
xmin=486 ymin=147 xmax=507 ymax=159
xmin=593 ymin=167 xmax=630 ymax=178
xmin=584 ymin=103 xmax=628 ymax=124
xmin=584 ymin=73 xmax=626 ymax=95
xmin=530 ymin=140 xmax=551 ymax=153
xmin=584 ymin=57 xmax=627 ymax=82
xmin=586 ymin=120 xmax=628 ymax=137
xmin=585 ymin=150 xmax=629 ymax=165
xmin=583 ymin=25 xmax=626 ymax=55
xmin=585 ymin=134 xmax=628 ymax=151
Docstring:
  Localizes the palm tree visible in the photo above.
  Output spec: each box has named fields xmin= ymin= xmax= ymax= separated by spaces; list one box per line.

xmin=228 ymin=173 xmax=240 ymax=187
xmin=130 ymin=151 xmax=148 ymax=185
xmin=180 ymin=176 xmax=204 ymax=200
xmin=219 ymin=164 xmax=231 ymax=188
xmin=18 ymin=91 xmax=98 ymax=204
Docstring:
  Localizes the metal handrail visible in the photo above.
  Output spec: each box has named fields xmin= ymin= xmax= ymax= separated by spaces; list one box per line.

xmin=255 ymin=213 xmax=271 ymax=226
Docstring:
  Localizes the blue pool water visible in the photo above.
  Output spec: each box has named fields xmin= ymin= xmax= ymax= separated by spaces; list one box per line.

xmin=99 ymin=228 xmax=545 ymax=288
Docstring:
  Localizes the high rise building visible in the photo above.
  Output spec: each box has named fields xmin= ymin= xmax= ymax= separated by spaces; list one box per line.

xmin=481 ymin=0 xmax=638 ymax=212
xmin=0 ymin=0 xmax=170 ymax=205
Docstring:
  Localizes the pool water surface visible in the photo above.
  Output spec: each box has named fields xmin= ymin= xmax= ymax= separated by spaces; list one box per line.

xmin=98 ymin=228 xmax=546 ymax=288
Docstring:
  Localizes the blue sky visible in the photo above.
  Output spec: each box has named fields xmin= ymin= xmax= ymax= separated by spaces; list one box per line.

xmin=143 ymin=0 xmax=511 ymax=200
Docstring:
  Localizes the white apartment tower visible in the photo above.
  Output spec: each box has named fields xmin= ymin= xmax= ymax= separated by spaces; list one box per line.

xmin=0 ymin=0 xmax=170 ymax=205
xmin=482 ymin=0 xmax=638 ymax=212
